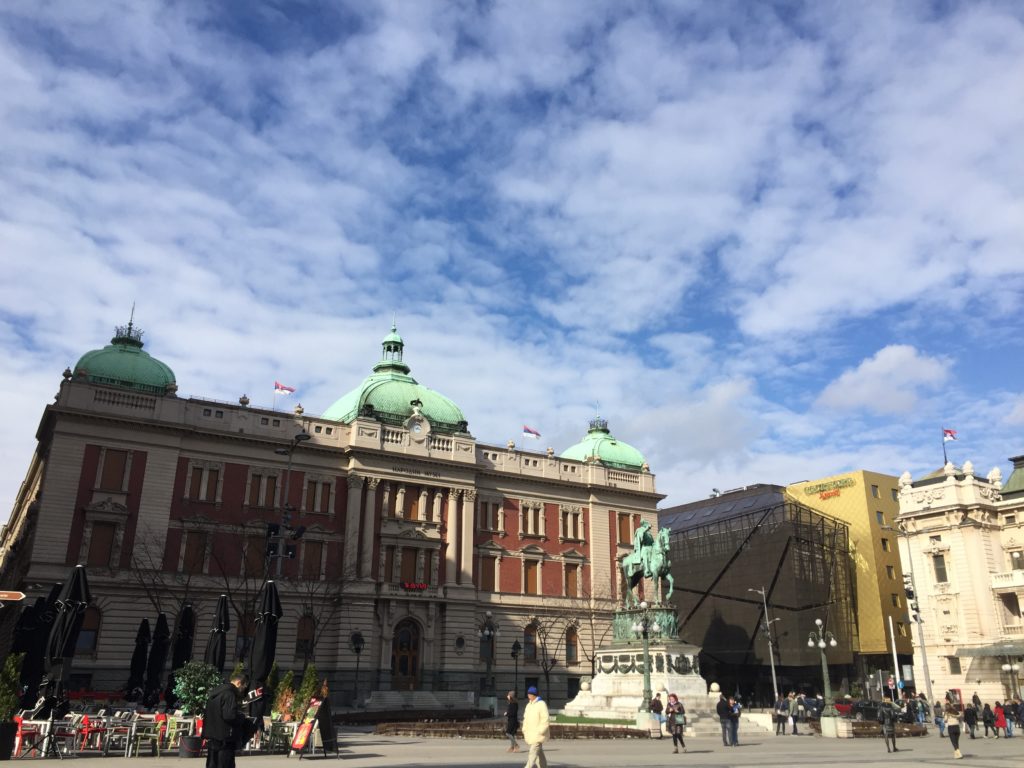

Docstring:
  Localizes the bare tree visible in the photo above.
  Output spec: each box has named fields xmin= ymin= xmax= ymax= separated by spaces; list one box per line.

xmin=281 ymin=577 xmax=346 ymax=663
xmin=127 ymin=523 xmax=200 ymax=616
xmin=528 ymin=614 xmax=570 ymax=695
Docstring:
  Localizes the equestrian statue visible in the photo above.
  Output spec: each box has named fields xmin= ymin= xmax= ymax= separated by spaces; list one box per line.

xmin=620 ymin=521 xmax=674 ymax=608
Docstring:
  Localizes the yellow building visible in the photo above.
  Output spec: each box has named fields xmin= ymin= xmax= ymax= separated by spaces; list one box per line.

xmin=787 ymin=471 xmax=915 ymax=690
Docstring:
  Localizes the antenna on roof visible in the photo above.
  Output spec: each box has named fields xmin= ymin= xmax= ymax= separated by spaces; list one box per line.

xmin=129 ymin=301 xmax=136 ymax=329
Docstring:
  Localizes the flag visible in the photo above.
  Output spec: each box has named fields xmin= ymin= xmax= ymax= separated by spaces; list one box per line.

xmin=274 ymin=381 xmax=296 ymax=395
xmin=943 ymin=428 xmax=958 ymax=443
xmin=522 ymin=425 xmax=541 ymax=439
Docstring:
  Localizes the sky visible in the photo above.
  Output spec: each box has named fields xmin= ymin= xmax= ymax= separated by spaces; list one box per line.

xmin=1 ymin=0 xmax=1023 ymax=520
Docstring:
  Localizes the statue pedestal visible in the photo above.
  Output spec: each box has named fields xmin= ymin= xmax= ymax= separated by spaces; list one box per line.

xmin=563 ymin=638 xmax=707 ymax=720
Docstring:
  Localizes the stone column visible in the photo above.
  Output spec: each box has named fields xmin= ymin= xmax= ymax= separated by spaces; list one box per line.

xmin=343 ymin=475 xmax=364 ymax=580
xmin=460 ymin=489 xmax=476 ymax=584
xmin=360 ymin=477 xmax=380 ymax=579
xmin=380 ymin=482 xmax=392 ymax=518
xmin=432 ymin=491 xmax=442 ymax=523
xmin=430 ymin=550 xmax=439 ymax=585
xmin=445 ymin=490 xmax=460 ymax=585
xmin=419 ymin=488 xmax=429 ymax=521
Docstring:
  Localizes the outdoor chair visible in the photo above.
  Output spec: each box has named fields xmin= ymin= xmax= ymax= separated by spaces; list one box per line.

xmin=13 ymin=715 xmax=43 ymax=758
xmin=77 ymin=713 xmax=109 ymax=751
xmin=125 ymin=715 xmax=164 ymax=757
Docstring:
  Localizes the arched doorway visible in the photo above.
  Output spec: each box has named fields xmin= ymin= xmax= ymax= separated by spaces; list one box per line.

xmin=391 ymin=619 xmax=421 ymax=690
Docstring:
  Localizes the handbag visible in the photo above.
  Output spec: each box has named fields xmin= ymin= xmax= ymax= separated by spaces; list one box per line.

xmin=673 ymin=713 xmax=686 ymax=726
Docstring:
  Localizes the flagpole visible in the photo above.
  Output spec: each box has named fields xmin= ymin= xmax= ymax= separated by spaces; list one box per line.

xmin=942 ymin=428 xmax=948 ymax=466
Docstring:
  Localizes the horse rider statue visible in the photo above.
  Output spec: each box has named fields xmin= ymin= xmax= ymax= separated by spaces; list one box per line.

xmin=621 ymin=520 xmax=674 ymax=607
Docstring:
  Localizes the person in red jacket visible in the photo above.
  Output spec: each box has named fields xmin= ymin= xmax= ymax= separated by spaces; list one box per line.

xmin=993 ymin=702 xmax=1007 ymax=738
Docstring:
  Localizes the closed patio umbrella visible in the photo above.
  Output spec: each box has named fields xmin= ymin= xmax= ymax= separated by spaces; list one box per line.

xmin=249 ymin=581 xmax=282 ymax=717
xmin=21 ymin=584 xmax=62 ymax=708
xmin=164 ymin=603 xmax=195 ymax=708
xmin=42 ymin=566 xmax=92 ymax=717
xmin=203 ymin=594 xmax=230 ymax=674
xmin=124 ymin=618 xmax=151 ymax=702
xmin=143 ymin=612 xmax=171 ymax=708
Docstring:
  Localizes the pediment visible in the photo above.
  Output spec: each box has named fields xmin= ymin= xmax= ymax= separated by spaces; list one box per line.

xmin=520 ymin=544 xmax=547 ymax=556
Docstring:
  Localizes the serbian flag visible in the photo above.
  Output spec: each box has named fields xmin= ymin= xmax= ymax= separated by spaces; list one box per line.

xmin=943 ymin=428 xmax=958 ymax=443
xmin=274 ymin=381 xmax=296 ymax=395
xmin=522 ymin=425 xmax=541 ymax=439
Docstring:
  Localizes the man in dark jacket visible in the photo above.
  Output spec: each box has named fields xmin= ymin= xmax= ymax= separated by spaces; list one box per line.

xmin=716 ymin=694 xmax=731 ymax=747
xmin=204 ymin=673 xmax=249 ymax=768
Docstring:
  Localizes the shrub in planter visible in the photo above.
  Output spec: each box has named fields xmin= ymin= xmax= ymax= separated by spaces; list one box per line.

xmin=172 ymin=661 xmax=223 ymax=716
xmin=0 ymin=653 xmax=26 ymax=761
xmin=291 ymin=664 xmax=318 ymax=721
xmin=274 ymin=671 xmax=295 ymax=721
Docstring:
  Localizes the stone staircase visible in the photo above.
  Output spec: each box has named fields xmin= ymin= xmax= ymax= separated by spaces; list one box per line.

xmin=364 ymin=690 xmax=477 ymax=711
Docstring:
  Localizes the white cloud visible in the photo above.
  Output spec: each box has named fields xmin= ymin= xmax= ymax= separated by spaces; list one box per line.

xmin=816 ymin=345 xmax=951 ymax=415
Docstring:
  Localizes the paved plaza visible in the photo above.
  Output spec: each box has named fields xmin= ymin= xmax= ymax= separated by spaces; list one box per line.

xmin=33 ymin=730 xmax=1023 ymax=768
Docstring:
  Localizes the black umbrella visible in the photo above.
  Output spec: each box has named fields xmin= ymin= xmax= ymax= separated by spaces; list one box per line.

xmin=124 ymin=618 xmax=151 ymax=703
xmin=143 ymin=612 xmax=171 ymax=708
xmin=249 ymin=581 xmax=282 ymax=717
xmin=42 ymin=566 xmax=92 ymax=714
xmin=22 ymin=585 xmax=62 ymax=708
xmin=203 ymin=595 xmax=230 ymax=673
xmin=164 ymin=603 xmax=195 ymax=708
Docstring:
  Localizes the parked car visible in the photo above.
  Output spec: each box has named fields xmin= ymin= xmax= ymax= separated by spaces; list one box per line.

xmin=847 ymin=699 xmax=905 ymax=722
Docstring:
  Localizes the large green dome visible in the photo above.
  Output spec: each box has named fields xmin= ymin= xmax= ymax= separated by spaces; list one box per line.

xmin=560 ymin=417 xmax=647 ymax=471
xmin=323 ymin=326 xmax=468 ymax=434
xmin=72 ymin=323 xmax=177 ymax=396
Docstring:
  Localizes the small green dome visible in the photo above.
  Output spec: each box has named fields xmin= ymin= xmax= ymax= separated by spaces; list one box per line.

xmin=323 ymin=326 xmax=468 ymax=433
xmin=560 ymin=417 xmax=647 ymax=471
xmin=73 ymin=323 xmax=177 ymax=396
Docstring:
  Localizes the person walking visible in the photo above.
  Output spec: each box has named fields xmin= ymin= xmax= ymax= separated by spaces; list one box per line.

xmin=504 ymin=690 xmax=520 ymax=753
xmin=963 ymin=701 xmax=978 ymax=739
xmin=796 ymin=692 xmax=807 ymax=724
xmin=916 ymin=693 xmax=928 ymax=725
xmin=649 ymin=692 xmax=665 ymax=737
xmin=879 ymin=701 xmax=899 ymax=753
xmin=727 ymin=695 xmax=741 ymax=746
xmin=716 ymin=693 xmax=731 ymax=747
xmin=933 ymin=698 xmax=946 ymax=737
xmin=202 ymin=672 xmax=249 ymax=768
xmin=982 ymin=702 xmax=996 ymax=737
xmin=788 ymin=691 xmax=799 ymax=735
xmin=773 ymin=693 xmax=788 ymax=735
xmin=944 ymin=696 xmax=963 ymax=760
xmin=993 ymin=701 xmax=1006 ymax=738
xmin=521 ymin=686 xmax=549 ymax=768
xmin=666 ymin=693 xmax=686 ymax=754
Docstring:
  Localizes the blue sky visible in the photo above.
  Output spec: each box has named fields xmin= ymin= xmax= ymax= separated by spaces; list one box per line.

xmin=1 ymin=0 xmax=1023 ymax=517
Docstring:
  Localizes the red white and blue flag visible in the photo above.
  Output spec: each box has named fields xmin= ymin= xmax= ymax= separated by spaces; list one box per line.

xmin=522 ymin=425 xmax=541 ymax=439
xmin=943 ymin=428 xmax=958 ymax=442
xmin=274 ymin=381 xmax=296 ymax=395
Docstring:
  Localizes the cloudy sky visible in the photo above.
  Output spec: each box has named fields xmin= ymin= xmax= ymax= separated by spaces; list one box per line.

xmin=2 ymin=0 xmax=1022 ymax=518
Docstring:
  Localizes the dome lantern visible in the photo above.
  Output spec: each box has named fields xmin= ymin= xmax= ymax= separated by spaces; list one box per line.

xmin=560 ymin=415 xmax=647 ymax=472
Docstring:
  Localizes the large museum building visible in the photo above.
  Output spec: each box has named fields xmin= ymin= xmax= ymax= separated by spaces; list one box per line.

xmin=0 ymin=323 xmax=661 ymax=708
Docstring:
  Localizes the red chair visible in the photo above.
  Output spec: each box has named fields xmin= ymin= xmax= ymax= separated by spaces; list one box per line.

xmin=78 ymin=714 xmax=109 ymax=751
xmin=14 ymin=716 xmax=43 ymax=757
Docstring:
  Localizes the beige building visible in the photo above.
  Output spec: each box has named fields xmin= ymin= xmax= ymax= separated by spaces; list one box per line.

xmin=0 ymin=323 xmax=662 ymax=707
xmin=896 ymin=458 xmax=1024 ymax=703
xmin=786 ymin=471 xmax=914 ymax=686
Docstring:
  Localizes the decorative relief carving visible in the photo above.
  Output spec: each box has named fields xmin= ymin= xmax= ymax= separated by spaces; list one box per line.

xmin=357 ymin=425 xmax=379 ymax=439
xmin=463 ymin=489 xmax=477 ymax=502
xmin=367 ymin=477 xmax=381 ymax=490
xmin=347 ymin=474 xmax=364 ymax=489
xmin=911 ymin=487 xmax=946 ymax=507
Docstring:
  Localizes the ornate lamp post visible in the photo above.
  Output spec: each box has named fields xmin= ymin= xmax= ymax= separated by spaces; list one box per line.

xmin=808 ymin=618 xmax=838 ymax=735
xmin=748 ymin=586 xmax=780 ymax=701
xmin=271 ymin=430 xmax=311 ymax=577
xmin=511 ymin=640 xmax=522 ymax=696
xmin=1002 ymin=659 xmax=1021 ymax=699
xmin=631 ymin=601 xmax=662 ymax=713
xmin=350 ymin=631 xmax=365 ymax=706
xmin=479 ymin=611 xmax=500 ymax=695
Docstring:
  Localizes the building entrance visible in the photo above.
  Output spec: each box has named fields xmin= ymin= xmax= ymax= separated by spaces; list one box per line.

xmin=391 ymin=619 xmax=421 ymax=690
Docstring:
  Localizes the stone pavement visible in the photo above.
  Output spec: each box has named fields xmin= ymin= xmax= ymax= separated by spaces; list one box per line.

xmin=34 ymin=730 xmax=1022 ymax=768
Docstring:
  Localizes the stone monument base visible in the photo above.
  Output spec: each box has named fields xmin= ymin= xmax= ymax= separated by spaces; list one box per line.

xmin=563 ymin=639 xmax=708 ymax=721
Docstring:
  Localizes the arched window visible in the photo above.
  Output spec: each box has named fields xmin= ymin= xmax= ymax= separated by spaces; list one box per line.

xmin=524 ymin=625 xmax=538 ymax=662
xmin=565 ymin=626 xmax=579 ymax=665
xmin=295 ymin=614 xmax=316 ymax=661
xmin=76 ymin=606 xmax=102 ymax=654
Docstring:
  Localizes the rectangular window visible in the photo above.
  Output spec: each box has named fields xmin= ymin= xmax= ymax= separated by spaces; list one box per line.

xmin=525 ymin=561 xmax=539 ymax=595
xmin=305 ymin=480 xmax=317 ymax=512
xmin=244 ymin=536 xmax=265 ymax=578
xmin=617 ymin=513 xmax=632 ymax=545
xmin=99 ymin=449 xmax=128 ymax=491
xmin=891 ymin=593 xmax=900 ymax=607
xmin=182 ymin=531 xmax=206 ymax=574
xmin=891 ymin=488 xmax=899 ymax=501
xmin=871 ymin=484 xmax=880 ymax=498
xmin=400 ymin=547 xmax=417 ymax=582
xmin=189 ymin=469 xmax=204 ymax=500
xmin=933 ymin=554 xmax=949 ymax=583
xmin=384 ymin=547 xmax=395 ymax=581
xmin=248 ymin=476 xmax=262 ymax=507
xmin=319 ymin=482 xmax=331 ymax=514
xmin=87 ymin=522 xmax=116 ymax=567
xmin=302 ymin=540 xmax=323 ymax=580
xmin=896 ymin=621 xmax=907 ymax=637
xmin=479 ymin=556 xmax=496 ymax=592
xmin=881 ymin=538 xmax=891 ymax=552
xmin=565 ymin=563 xmax=579 ymax=598
xmin=204 ymin=469 xmax=218 ymax=501
xmin=886 ymin=565 xmax=896 ymax=579
xmin=929 ymin=535 xmax=942 ymax=543
xmin=876 ymin=511 xmax=884 ymax=525
xmin=562 ymin=509 xmax=583 ymax=540
xmin=1011 ymin=551 xmax=1023 ymax=570
xmin=948 ymin=656 xmax=961 ymax=675
xmin=264 ymin=476 xmax=277 ymax=507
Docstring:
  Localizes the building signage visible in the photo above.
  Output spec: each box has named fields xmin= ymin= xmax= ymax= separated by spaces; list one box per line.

xmin=391 ymin=465 xmax=441 ymax=479
xmin=803 ymin=478 xmax=855 ymax=500
xmin=400 ymin=581 xmax=429 ymax=591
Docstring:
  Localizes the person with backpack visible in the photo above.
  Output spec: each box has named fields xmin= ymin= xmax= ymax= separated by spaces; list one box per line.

xmin=879 ymin=701 xmax=899 ymax=753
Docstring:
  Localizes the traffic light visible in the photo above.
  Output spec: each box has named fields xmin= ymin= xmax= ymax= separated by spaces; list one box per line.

xmin=902 ymin=573 xmax=914 ymax=601
xmin=266 ymin=522 xmax=281 ymax=557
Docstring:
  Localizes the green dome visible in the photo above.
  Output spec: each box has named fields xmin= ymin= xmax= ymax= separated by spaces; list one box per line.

xmin=323 ymin=326 xmax=468 ymax=433
xmin=560 ymin=417 xmax=647 ymax=471
xmin=72 ymin=323 xmax=177 ymax=396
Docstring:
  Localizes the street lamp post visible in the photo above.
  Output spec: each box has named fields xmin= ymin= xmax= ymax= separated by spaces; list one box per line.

xmin=748 ymin=586 xmax=780 ymax=701
xmin=272 ymin=430 xmax=311 ymax=577
xmin=350 ymin=631 xmax=364 ymax=706
xmin=1002 ymin=659 xmax=1021 ymax=699
xmin=887 ymin=523 xmax=934 ymax=705
xmin=479 ymin=611 xmax=500 ymax=696
xmin=631 ymin=601 xmax=662 ymax=716
xmin=808 ymin=618 xmax=838 ymax=726
xmin=511 ymin=640 xmax=522 ymax=697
